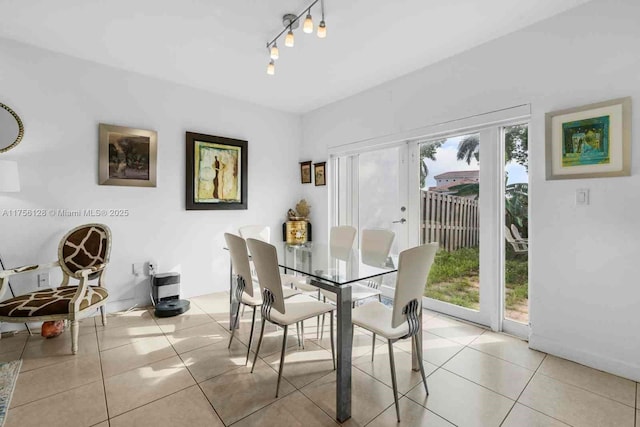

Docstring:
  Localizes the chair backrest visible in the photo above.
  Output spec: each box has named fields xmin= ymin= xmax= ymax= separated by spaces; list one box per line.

xmin=361 ymin=229 xmax=395 ymax=266
xmin=330 ymin=226 xmax=356 ymax=260
xmin=239 ymin=225 xmax=271 ymax=243
xmin=246 ymin=238 xmax=285 ymax=314
xmin=510 ymin=224 xmax=524 ymax=241
xmin=58 ymin=223 xmax=111 ymax=277
xmin=391 ymin=243 xmax=438 ymax=328
xmin=224 ymin=233 xmax=255 ymax=297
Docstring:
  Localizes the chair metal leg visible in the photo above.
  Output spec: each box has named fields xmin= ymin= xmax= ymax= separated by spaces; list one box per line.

xmin=388 ymin=340 xmax=400 ymax=422
xmin=100 ymin=305 xmax=107 ymax=326
xmin=329 ymin=312 xmax=336 ymax=370
xmin=413 ymin=333 xmax=429 ymax=395
xmin=296 ymin=322 xmax=301 ymax=347
xmin=371 ymin=333 xmax=376 ymax=362
xmin=378 ymin=294 xmax=382 ymax=302
xmin=319 ymin=295 xmax=327 ymax=341
xmin=71 ymin=320 xmax=80 ymax=355
xmin=241 ymin=304 xmax=246 ymax=317
xmin=251 ymin=318 xmax=267 ymax=373
xmin=228 ymin=301 xmax=242 ymax=348
xmin=245 ymin=306 xmax=257 ymax=365
xmin=276 ymin=325 xmax=288 ymax=398
xmin=301 ymin=321 xmax=305 ymax=349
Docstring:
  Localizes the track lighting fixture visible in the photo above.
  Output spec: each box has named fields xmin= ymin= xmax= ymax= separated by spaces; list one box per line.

xmin=270 ymin=42 xmax=279 ymax=60
xmin=303 ymin=11 xmax=313 ymax=33
xmin=265 ymin=0 xmax=327 ymax=75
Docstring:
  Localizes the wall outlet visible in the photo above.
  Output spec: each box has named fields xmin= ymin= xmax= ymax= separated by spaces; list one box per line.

xmin=576 ymin=188 xmax=589 ymax=205
xmin=37 ymin=273 xmax=49 ymax=288
xmin=132 ymin=263 xmax=144 ymax=276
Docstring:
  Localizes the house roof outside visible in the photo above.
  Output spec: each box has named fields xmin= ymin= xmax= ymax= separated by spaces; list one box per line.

xmin=434 ymin=170 xmax=479 ymax=180
xmin=428 ymin=178 xmax=478 ymax=193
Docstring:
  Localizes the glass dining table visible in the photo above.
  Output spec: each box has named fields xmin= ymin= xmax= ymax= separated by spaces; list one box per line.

xmin=227 ymin=242 xmax=420 ymax=422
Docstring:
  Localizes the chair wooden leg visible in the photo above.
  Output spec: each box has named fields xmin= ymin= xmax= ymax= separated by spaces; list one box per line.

xmin=388 ymin=340 xmax=400 ymax=422
xmin=329 ymin=312 xmax=336 ymax=370
xmin=245 ymin=306 xmax=257 ymax=366
xmin=413 ymin=333 xmax=429 ymax=395
xmin=276 ymin=325 xmax=288 ymax=398
xmin=228 ymin=301 xmax=242 ymax=348
xmin=371 ymin=333 xmax=376 ymax=362
xmin=251 ymin=318 xmax=267 ymax=373
xmin=71 ymin=320 xmax=80 ymax=355
xmin=100 ymin=305 xmax=107 ymax=326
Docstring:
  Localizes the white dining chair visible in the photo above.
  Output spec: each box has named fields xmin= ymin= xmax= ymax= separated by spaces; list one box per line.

xmin=319 ymin=228 xmax=395 ymax=341
xmin=352 ymin=243 xmax=438 ymax=422
xmin=247 ymin=238 xmax=336 ymax=397
xmin=224 ymin=233 xmax=301 ymax=364
xmin=238 ymin=225 xmax=271 ymax=242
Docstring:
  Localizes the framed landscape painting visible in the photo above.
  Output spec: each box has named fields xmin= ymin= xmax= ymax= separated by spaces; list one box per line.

xmin=545 ymin=97 xmax=631 ymax=180
xmin=300 ymin=161 xmax=312 ymax=184
xmin=314 ymin=161 xmax=326 ymax=186
xmin=99 ymin=124 xmax=157 ymax=187
xmin=186 ymin=132 xmax=248 ymax=210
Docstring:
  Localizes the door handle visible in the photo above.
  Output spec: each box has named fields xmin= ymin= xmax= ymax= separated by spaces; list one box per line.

xmin=392 ymin=218 xmax=407 ymax=224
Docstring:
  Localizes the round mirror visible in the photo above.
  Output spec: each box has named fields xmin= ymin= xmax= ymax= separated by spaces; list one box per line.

xmin=0 ymin=103 xmax=24 ymax=153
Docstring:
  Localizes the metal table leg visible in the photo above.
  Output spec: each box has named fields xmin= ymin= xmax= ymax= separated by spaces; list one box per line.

xmin=312 ymin=279 xmax=352 ymax=422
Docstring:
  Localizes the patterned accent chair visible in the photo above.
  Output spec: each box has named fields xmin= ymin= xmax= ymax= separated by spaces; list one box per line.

xmin=0 ymin=223 xmax=111 ymax=354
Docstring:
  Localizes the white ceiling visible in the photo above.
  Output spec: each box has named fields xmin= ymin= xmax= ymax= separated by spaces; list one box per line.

xmin=0 ymin=0 xmax=591 ymax=113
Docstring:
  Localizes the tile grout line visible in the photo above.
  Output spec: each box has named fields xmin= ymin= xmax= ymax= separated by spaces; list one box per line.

xmin=149 ymin=308 xmax=229 ymax=427
xmin=93 ymin=318 xmax=111 ymax=427
xmin=498 ymin=352 xmax=547 ymax=426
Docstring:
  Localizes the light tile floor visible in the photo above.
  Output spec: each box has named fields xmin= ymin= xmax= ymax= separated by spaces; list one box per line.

xmin=1 ymin=291 xmax=638 ymax=427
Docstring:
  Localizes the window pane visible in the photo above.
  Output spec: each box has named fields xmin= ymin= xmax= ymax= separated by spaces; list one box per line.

xmin=420 ymin=133 xmax=480 ymax=311
xmin=504 ymin=124 xmax=529 ymax=323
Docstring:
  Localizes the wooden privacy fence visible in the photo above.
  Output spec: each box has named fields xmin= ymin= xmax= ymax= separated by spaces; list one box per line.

xmin=421 ymin=191 xmax=479 ymax=251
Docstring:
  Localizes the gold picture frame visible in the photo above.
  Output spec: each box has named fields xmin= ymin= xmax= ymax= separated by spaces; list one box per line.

xmin=545 ymin=97 xmax=631 ymax=180
xmin=99 ymin=124 xmax=157 ymax=187
xmin=314 ymin=161 xmax=326 ymax=186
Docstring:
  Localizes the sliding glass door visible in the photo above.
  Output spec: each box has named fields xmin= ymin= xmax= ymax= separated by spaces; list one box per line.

xmin=331 ymin=119 xmax=530 ymax=337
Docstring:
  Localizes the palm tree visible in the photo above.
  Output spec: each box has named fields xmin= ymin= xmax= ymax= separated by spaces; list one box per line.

xmin=456 ymin=125 xmax=528 ymax=168
xmin=420 ymin=139 xmax=444 ymax=188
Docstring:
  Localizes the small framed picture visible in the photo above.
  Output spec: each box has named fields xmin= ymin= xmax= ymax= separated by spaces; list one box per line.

xmin=186 ymin=132 xmax=248 ymax=210
xmin=99 ymin=124 xmax=157 ymax=187
xmin=314 ymin=162 xmax=326 ymax=186
xmin=545 ymin=97 xmax=631 ymax=180
xmin=300 ymin=161 xmax=312 ymax=184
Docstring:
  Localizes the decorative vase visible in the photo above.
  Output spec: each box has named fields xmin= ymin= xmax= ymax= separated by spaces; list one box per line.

xmin=285 ymin=219 xmax=308 ymax=245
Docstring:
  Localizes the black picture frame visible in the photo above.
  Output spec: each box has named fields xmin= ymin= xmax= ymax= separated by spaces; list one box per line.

xmin=300 ymin=161 xmax=312 ymax=184
xmin=186 ymin=132 xmax=248 ymax=210
xmin=314 ymin=161 xmax=326 ymax=186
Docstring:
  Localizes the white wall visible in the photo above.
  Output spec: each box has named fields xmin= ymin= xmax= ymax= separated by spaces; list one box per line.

xmin=300 ymin=0 xmax=640 ymax=381
xmin=0 ymin=37 xmax=301 ymax=320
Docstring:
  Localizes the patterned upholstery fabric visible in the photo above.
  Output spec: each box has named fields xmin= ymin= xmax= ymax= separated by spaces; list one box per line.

xmin=59 ymin=225 xmax=110 ymax=277
xmin=0 ymin=286 xmax=108 ymax=317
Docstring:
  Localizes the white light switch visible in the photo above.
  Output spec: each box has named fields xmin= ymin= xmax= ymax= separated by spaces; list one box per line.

xmin=576 ymin=189 xmax=589 ymax=205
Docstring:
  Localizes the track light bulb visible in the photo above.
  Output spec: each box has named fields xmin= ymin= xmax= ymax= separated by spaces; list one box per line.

xmin=285 ymin=29 xmax=295 ymax=47
xmin=267 ymin=60 xmax=275 ymax=75
xmin=303 ymin=13 xmax=313 ymax=33
xmin=317 ymin=20 xmax=327 ymax=38
xmin=270 ymin=43 xmax=279 ymax=60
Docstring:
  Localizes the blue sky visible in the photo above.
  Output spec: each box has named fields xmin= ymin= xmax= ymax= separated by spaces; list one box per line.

xmin=422 ymin=136 xmax=528 ymax=189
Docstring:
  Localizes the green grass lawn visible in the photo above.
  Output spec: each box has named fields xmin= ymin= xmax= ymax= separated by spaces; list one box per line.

xmin=424 ymin=246 xmax=528 ymax=316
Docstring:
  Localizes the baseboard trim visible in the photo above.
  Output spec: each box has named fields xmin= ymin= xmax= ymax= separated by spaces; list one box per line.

xmin=529 ymin=333 xmax=640 ymax=382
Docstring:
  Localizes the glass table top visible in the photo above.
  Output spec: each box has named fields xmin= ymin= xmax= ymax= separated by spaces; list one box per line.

xmin=275 ymin=243 xmax=397 ymax=286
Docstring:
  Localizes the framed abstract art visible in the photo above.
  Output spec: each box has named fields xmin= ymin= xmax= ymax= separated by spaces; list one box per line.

xmin=545 ymin=97 xmax=631 ymax=180
xmin=186 ymin=132 xmax=248 ymax=210
xmin=99 ymin=123 xmax=157 ymax=187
